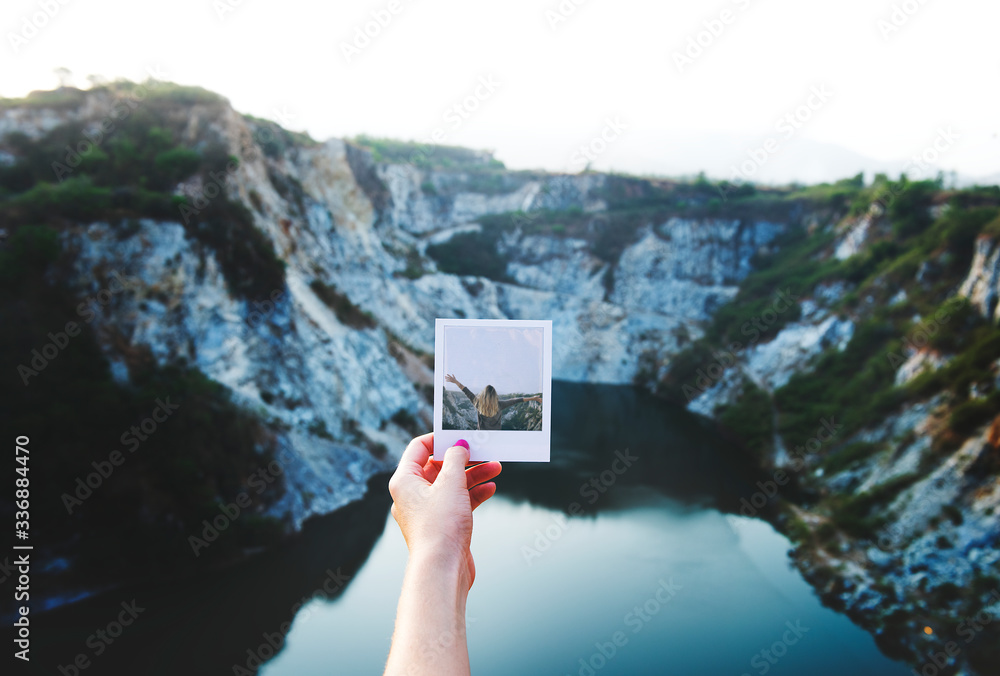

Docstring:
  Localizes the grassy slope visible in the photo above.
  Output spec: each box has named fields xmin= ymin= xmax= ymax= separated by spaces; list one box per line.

xmin=656 ymin=177 xmax=1000 ymax=671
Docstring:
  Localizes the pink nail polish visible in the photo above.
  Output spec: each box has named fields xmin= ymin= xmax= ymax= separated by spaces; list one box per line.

xmin=454 ymin=439 xmax=470 ymax=450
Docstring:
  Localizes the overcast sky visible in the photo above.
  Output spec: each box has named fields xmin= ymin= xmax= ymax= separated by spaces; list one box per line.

xmin=443 ymin=326 xmax=543 ymax=395
xmin=3 ymin=0 xmax=997 ymax=184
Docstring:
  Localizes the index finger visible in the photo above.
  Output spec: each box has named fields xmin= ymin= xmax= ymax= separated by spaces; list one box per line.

xmin=397 ymin=433 xmax=434 ymax=477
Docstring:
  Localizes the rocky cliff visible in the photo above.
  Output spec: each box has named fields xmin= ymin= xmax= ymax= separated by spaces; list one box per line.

xmin=2 ymin=84 xmax=794 ymax=531
xmin=2 ymin=83 xmax=998 ymax=673
xmin=657 ymin=191 xmax=1000 ymax=673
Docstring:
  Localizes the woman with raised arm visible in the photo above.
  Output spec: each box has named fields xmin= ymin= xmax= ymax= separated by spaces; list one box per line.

xmin=444 ymin=374 xmax=542 ymax=431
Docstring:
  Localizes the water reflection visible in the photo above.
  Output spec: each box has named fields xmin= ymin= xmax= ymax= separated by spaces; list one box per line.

xmin=29 ymin=383 xmax=908 ymax=675
xmin=262 ymin=495 xmax=909 ymax=676
xmin=30 ymin=482 xmax=392 ymax=676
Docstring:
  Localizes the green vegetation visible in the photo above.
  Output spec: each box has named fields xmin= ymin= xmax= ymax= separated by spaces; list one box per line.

xmin=830 ymin=473 xmax=920 ymax=538
xmin=775 ymin=319 xmax=905 ymax=452
xmin=0 ymin=86 xmax=89 ymax=110
xmin=662 ymin=181 xmax=1000 ymax=470
xmin=658 ymin=226 xmax=842 ymax=403
xmin=716 ymin=379 xmax=774 ymax=461
xmin=308 ymin=419 xmax=334 ymax=440
xmin=909 ymin=315 xmax=1000 ymax=402
xmin=390 ymin=408 xmax=422 ymax=436
xmin=244 ymin=115 xmax=319 ymax=158
xmin=352 ymin=135 xmax=505 ymax=172
xmin=1 ymin=244 xmax=285 ymax=584
xmin=0 ymin=223 xmax=60 ymax=281
xmin=426 ymin=230 xmax=511 ymax=282
xmin=186 ymin=193 xmax=287 ymax=299
xmin=0 ymin=82 xmax=286 ymax=299
xmin=821 ymin=441 xmax=883 ymax=474
xmin=948 ymin=393 xmax=1000 ymax=436
xmin=309 ymin=280 xmax=376 ymax=329
xmin=781 ymin=173 xmax=868 ymax=213
xmin=941 ymin=504 xmax=964 ymax=526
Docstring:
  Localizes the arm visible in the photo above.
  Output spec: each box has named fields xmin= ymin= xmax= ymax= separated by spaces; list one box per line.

xmin=445 ymin=374 xmax=476 ymax=404
xmin=498 ymin=395 xmax=542 ymax=410
xmin=384 ymin=435 xmax=502 ymax=676
xmin=498 ymin=397 xmax=524 ymax=411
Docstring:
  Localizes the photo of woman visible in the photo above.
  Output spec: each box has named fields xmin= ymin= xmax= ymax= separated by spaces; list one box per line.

xmin=434 ymin=318 xmax=551 ymax=461
xmin=444 ymin=374 xmax=543 ymax=431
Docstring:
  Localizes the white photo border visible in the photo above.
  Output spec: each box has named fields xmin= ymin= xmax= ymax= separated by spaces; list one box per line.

xmin=433 ymin=318 xmax=552 ymax=462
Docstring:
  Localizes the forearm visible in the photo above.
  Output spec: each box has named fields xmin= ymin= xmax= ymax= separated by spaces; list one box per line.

xmin=384 ymin=549 xmax=470 ymax=676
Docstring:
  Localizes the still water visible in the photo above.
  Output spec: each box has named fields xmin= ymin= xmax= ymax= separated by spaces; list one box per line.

xmin=31 ymin=383 xmax=910 ymax=675
xmin=260 ymin=382 xmax=908 ymax=676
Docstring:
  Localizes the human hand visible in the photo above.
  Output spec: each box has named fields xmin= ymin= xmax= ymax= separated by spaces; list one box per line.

xmin=444 ymin=373 xmax=461 ymax=388
xmin=388 ymin=434 xmax=501 ymax=589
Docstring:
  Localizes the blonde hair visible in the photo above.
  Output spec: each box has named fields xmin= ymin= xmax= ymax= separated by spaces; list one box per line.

xmin=474 ymin=385 xmax=499 ymax=417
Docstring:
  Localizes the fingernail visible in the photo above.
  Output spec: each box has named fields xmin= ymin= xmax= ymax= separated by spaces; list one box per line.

xmin=454 ymin=439 xmax=470 ymax=450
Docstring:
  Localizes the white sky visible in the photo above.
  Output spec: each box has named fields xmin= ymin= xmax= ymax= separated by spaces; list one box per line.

xmin=2 ymin=0 xmax=998 ymax=183
xmin=443 ymin=326 xmax=543 ymax=395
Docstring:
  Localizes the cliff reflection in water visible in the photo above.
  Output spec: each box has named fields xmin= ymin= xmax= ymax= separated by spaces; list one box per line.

xmin=30 ymin=382 xmax=769 ymax=676
xmin=500 ymin=381 xmax=764 ymax=515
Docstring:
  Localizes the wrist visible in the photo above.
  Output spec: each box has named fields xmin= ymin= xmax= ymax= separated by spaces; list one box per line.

xmin=409 ymin=542 xmax=464 ymax=573
xmin=408 ymin=544 xmax=471 ymax=595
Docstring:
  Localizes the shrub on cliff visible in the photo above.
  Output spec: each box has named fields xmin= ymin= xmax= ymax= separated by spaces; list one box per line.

xmin=1 ymin=242 xmax=286 ymax=585
xmin=0 ymin=91 xmax=287 ymax=300
xmin=427 ymin=231 xmax=511 ymax=282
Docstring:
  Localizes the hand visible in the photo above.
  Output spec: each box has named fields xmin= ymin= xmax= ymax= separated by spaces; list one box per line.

xmin=530 ymin=396 xmax=542 ymax=402
xmin=388 ymin=434 xmax=501 ymax=590
xmin=444 ymin=373 xmax=462 ymax=389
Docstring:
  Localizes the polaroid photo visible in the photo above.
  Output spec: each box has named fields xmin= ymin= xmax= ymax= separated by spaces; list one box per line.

xmin=433 ymin=318 xmax=552 ymax=462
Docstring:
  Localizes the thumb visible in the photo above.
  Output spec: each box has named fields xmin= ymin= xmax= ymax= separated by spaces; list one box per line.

xmin=438 ymin=443 xmax=471 ymax=486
